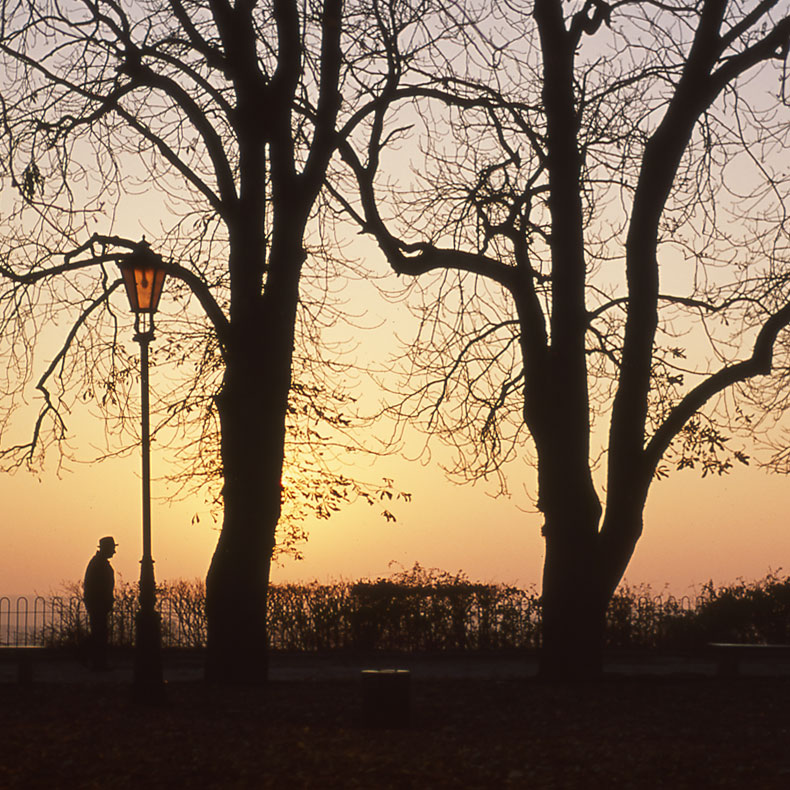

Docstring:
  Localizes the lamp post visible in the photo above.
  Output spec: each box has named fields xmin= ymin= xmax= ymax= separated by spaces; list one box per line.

xmin=118 ymin=240 xmax=167 ymax=702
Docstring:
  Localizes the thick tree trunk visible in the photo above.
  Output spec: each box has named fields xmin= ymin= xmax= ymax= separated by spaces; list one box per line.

xmin=200 ymin=149 xmax=305 ymax=678
xmin=538 ymin=509 xmax=607 ymax=679
xmin=538 ymin=482 xmax=649 ymax=679
xmin=204 ymin=337 xmax=290 ymax=683
xmin=540 ymin=596 xmax=607 ymax=679
xmin=205 ymin=531 xmax=272 ymax=683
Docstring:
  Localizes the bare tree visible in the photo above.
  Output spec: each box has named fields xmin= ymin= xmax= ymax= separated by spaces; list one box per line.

xmin=0 ymin=0 xmax=439 ymax=681
xmin=340 ymin=0 xmax=790 ymax=677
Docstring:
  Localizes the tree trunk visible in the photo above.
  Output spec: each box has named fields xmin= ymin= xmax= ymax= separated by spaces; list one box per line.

xmin=539 ymin=520 xmax=607 ymax=679
xmin=205 ymin=546 xmax=272 ymax=684
xmin=204 ymin=340 xmax=288 ymax=683
xmin=538 ymin=484 xmax=650 ymax=679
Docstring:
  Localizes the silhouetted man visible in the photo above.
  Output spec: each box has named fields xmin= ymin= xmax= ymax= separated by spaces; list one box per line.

xmin=83 ymin=536 xmax=116 ymax=670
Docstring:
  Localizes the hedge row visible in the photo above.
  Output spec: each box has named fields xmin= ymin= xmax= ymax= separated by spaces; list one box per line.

xmin=5 ymin=564 xmax=790 ymax=651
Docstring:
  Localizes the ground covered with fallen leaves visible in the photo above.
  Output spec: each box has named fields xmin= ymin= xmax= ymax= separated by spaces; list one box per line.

xmin=2 ymin=672 xmax=789 ymax=788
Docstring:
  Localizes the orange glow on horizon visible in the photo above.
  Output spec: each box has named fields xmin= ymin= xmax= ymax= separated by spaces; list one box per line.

xmin=2 ymin=441 xmax=789 ymax=599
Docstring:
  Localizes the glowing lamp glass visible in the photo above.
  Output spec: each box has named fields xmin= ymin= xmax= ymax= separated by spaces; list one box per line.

xmin=119 ymin=249 xmax=167 ymax=314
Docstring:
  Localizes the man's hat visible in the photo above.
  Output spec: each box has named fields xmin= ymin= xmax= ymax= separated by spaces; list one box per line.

xmin=98 ymin=536 xmax=117 ymax=549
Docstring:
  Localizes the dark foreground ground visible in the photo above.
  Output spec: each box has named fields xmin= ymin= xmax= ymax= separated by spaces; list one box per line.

xmin=2 ymin=654 xmax=790 ymax=789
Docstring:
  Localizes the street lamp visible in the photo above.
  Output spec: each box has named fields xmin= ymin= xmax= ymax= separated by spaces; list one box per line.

xmin=118 ymin=240 xmax=167 ymax=702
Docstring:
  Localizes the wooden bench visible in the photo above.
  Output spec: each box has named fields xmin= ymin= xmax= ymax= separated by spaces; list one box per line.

xmin=708 ymin=643 xmax=790 ymax=676
xmin=0 ymin=646 xmax=53 ymax=684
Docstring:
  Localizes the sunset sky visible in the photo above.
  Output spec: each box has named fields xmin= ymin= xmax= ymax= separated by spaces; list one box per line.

xmin=3 ymin=249 xmax=789 ymax=600
xmin=1 ymin=241 xmax=789 ymax=600
xmin=1 ymin=3 xmax=789 ymax=606
xmin=2 ymin=409 xmax=789 ymax=598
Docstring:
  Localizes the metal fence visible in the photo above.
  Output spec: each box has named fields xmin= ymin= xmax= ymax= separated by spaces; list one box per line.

xmin=0 ymin=595 xmax=206 ymax=649
xmin=1 ymin=589 xmax=702 ymax=651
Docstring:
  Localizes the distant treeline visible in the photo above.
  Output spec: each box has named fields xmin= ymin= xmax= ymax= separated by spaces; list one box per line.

xmin=6 ymin=564 xmax=790 ymax=651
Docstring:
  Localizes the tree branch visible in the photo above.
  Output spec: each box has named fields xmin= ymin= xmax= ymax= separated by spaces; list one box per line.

xmin=117 ymin=64 xmax=237 ymax=212
xmin=168 ymin=0 xmax=228 ymax=73
xmin=3 ymin=234 xmax=231 ymax=352
xmin=645 ymin=301 xmax=790 ymax=474
xmin=0 ymin=281 xmax=121 ymax=466
xmin=301 ymin=0 xmax=343 ymax=203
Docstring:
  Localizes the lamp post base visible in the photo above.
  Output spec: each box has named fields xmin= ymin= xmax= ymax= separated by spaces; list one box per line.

xmin=133 ymin=608 xmax=166 ymax=704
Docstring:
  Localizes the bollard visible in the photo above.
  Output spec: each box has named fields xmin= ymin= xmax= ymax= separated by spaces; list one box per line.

xmin=18 ymin=651 xmax=34 ymax=685
xmin=361 ymin=669 xmax=410 ymax=728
